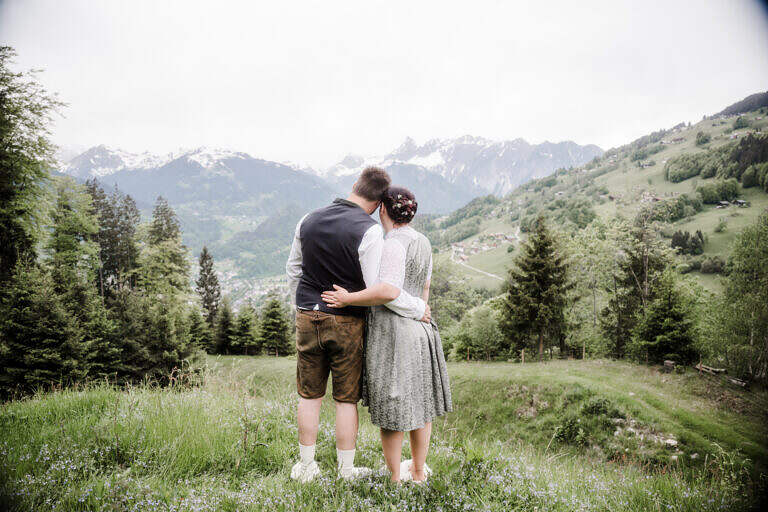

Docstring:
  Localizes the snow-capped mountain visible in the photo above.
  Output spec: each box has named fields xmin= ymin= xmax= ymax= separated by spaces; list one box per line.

xmin=61 ymin=144 xmax=478 ymax=214
xmin=61 ymin=145 xmax=336 ymax=216
xmin=62 ymin=145 xmax=177 ymax=178
xmin=61 ymin=145 xmax=260 ymax=179
xmin=323 ymin=136 xmax=603 ymax=195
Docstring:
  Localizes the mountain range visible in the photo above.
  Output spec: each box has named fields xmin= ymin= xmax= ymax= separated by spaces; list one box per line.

xmin=62 ymin=136 xmax=602 ymax=210
xmin=325 ymin=136 xmax=602 ymax=196
xmin=58 ymin=136 xmax=603 ymax=291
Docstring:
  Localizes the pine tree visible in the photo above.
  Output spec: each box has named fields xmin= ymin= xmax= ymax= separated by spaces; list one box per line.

xmin=0 ymin=263 xmax=88 ymax=395
xmin=115 ymin=190 xmax=141 ymax=288
xmin=106 ymin=290 xmax=200 ymax=383
xmin=86 ymin=179 xmax=111 ymax=296
xmin=105 ymin=288 xmax=153 ymax=382
xmin=0 ymin=46 xmax=63 ymax=286
xmin=148 ymin=196 xmax=181 ymax=244
xmin=196 ymin=246 xmax=221 ymax=328
xmin=137 ymin=197 xmax=190 ymax=298
xmin=214 ymin=297 xmax=236 ymax=354
xmin=259 ymin=297 xmax=293 ymax=357
xmin=86 ymin=180 xmax=140 ymax=295
xmin=500 ymin=216 xmax=571 ymax=361
xmin=188 ymin=308 xmax=213 ymax=353
xmin=631 ymin=271 xmax=697 ymax=364
xmin=47 ymin=178 xmax=100 ymax=284
xmin=139 ymin=299 xmax=195 ymax=381
xmin=46 ymin=178 xmax=120 ymax=379
xmin=124 ymin=196 xmax=196 ymax=380
xmin=232 ymin=303 xmax=260 ymax=355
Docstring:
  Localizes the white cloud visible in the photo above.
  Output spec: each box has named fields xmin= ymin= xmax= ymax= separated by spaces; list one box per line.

xmin=2 ymin=0 xmax=767 ymax=167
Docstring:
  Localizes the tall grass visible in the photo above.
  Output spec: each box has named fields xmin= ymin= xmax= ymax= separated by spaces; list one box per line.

xmin=0 ymin=357 xmax=763 ymax=511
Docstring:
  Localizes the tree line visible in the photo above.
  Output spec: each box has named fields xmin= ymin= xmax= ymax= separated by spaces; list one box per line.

xmin=665 ymin=133 xmax=768 ymax=193
xmin=0 ymin=47 xmax=292 ymax=397
xmin=194 ymin=246 xmax=293 ymax=357
xmin=439 ymin=208 xmax=768 ymax=382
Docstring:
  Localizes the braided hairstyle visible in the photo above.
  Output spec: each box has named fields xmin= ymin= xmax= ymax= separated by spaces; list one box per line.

xmin=382 ymin=186 xmax=418 ymax=224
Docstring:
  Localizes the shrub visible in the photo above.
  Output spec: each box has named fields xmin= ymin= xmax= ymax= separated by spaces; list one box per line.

xmin=665 ymin=153 xmax=703 ymax=182
xmin=715 ymin=218 xmax=728 ymax=233
xmin=670 ymin=230 xmax=705 ymax=255
xmin=697 ymin=179 xmax=739 ymax=204
xmin=630 ymin=145 xmax=663 ymax=162
xmin=733 ymin=116 xmax=750 ymax=130
xmin=581 ymin=396 xmax=624 ymax=418
xmin=701 ymin=161 xmax=719 ymax=178
xmin=701 ymin=256 xmax=726 ymax=274
xmin=647 ymin=194 xmax=702 ymax=222
xmin=695 ymin=131 xmax=711 ymax=146
xmin=554 ymin=416 xmax=588 ymax=446
xmin=688 ymin=258 xmax=703 ymax=271
xmin=563 ymin=386 xmax=593 ymax=405
xmin=741 ymin=165 xmax=757 ymax=188
xmin=742 ymin=162 xmax=768 ymax=189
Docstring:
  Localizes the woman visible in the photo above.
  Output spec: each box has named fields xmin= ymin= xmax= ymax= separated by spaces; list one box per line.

xmin=321 ymin=186 xmax=452 ymax=483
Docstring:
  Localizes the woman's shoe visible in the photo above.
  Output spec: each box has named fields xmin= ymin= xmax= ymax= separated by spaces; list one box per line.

xmin=400 ymin=459 xmax=432 ymax=483
xmin=399 ymin=459 xmax=413 ymax=481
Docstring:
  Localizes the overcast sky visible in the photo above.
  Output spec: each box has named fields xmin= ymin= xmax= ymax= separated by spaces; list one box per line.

xmin=2 ymin=0 xmax=768 ymax=167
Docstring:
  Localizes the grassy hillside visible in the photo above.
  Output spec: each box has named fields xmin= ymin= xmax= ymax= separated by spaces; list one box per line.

xmin=1 ymin=356 xmax=766 ymax=511
xmin=423 ymin=105 xmax=768 ymax=293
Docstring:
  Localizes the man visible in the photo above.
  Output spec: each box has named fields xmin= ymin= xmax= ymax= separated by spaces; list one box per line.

xmin=285 ymin=167 xmax=430 ymax=482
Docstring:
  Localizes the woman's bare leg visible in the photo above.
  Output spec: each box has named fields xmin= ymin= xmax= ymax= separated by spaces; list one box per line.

xmin=380 ymin=428 xmax=404 ymax=481
xmin=408 ymin=422 xmax=432 ymax=481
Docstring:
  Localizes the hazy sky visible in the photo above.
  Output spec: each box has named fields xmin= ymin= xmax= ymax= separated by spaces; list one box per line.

xmin=2 ymin=0 xmax=768 ymax=167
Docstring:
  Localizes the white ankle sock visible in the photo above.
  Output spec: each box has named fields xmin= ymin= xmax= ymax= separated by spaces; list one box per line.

xmin=337 ymin=448 xmax=355 ymax=470
xmin=299 ymin=443 xmax=315 ymax=465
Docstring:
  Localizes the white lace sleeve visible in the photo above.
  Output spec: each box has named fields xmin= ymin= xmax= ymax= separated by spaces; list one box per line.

xmin=427 ymin=254 xmax=433 ymax=282
xmin=379 ymin=238 xmax=406 ymax=288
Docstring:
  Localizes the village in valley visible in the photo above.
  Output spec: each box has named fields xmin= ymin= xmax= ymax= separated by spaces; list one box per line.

xmin=217 ymin=271 xmax=290 ymax=309
xmin=450 ymin=232 xmax=517 ymax=263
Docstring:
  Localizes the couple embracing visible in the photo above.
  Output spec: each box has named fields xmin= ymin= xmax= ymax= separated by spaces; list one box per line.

xmin=285 ymin=167 xmax=453 ymax=484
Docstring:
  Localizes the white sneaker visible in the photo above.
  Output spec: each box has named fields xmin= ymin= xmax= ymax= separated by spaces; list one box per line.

xmin=338 ymin=465 xmax=373 ymax=480
xmin=290 ymin=460 xmax=321 ymax=483
xmin=400 ymin=459 xmax=432 ymax=483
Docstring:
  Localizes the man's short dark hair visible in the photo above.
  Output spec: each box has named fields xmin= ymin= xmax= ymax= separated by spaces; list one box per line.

xmin=353 ymin=166 xmax=391 ymax=201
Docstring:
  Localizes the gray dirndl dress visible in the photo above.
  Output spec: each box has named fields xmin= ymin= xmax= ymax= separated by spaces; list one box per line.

xmin=362 ymin=226 xmax=453 ymax=432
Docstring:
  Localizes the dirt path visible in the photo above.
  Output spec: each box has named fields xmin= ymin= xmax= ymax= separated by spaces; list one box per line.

xmin=453 ymin=258 xmax=505 ymax=281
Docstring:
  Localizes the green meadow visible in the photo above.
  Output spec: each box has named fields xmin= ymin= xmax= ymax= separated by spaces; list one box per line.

xmin=1 ymin=356 xmax=765 ymax=511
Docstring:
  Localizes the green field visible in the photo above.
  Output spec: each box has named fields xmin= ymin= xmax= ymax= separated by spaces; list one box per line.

xmin=2 ymin=356 xmax=766 ymax=511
